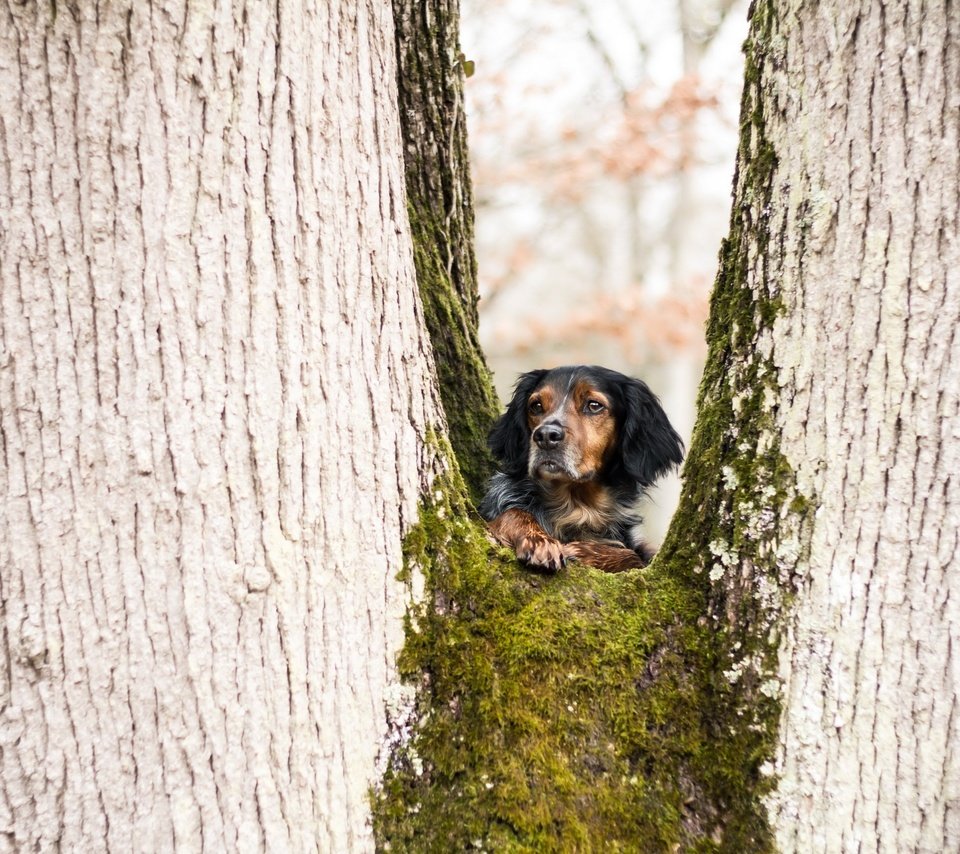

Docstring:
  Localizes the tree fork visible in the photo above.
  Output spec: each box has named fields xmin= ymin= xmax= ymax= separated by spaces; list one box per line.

xmin=373 ymin=2 xmax=799 ymax=847
xmin=378 ymin=0 xmax=960 ymax=848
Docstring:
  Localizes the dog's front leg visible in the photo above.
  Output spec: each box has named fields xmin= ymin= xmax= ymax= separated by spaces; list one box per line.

xmin=563 ymin=541 xmax=648 ymax=572
xmin=487 ymin=508 xmax=566 ymax=572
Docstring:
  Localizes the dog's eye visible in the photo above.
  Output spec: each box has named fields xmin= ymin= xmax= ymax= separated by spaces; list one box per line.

xmin=584 ymin=400 xmax=605 ymax=414
xmin=528 ymin=400 xmax=544 ymax=415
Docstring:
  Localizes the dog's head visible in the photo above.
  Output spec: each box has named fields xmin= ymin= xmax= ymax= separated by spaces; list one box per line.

xmin=488 ymin=365 xmax=684 ymax=488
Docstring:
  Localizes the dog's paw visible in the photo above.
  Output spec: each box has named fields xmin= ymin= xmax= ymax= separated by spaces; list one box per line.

xmin=563 ymin=541 xmax=647 ymax=573
xmin=516 ymin=534 xmax=567 ymax=573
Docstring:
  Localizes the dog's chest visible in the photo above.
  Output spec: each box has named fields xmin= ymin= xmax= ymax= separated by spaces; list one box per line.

xmin=542 ymin=485 xmax=623 ymax=541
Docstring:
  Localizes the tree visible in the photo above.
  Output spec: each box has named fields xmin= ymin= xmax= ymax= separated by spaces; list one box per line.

xmin=0 ymin=1 xmax=468 ymax=849
xmin=2 ymin=1 xmax=957 ymax=853
xmin=745 ymin=2 xmax=960 ymax=848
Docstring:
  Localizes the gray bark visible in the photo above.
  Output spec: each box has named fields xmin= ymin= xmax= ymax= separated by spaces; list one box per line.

xmin=0 ymin=1 xmax=442 ymax=850
xmin=758 ymin=1 xmax=960 ymax=849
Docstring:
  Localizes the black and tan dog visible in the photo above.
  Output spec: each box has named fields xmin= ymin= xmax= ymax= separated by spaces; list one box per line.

xmin=479 ymin=365 xmax=684 ymax=573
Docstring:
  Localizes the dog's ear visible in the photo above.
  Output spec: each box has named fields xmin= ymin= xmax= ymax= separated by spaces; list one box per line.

xmin=488 ymin=370 xmax=548 ymax=476
xmin=618 ymin=378 xmax=684 ymax=487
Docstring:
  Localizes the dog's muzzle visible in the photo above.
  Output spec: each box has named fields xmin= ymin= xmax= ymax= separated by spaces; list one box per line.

xmin=530 ymin=421 xmax=578 ymax=480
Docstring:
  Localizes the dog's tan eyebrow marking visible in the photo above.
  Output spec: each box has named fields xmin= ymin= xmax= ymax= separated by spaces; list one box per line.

xmin=571 ymin=380 xmax=609 ymax=409
xmin=528 ymin=385 xmax=555 ymax=416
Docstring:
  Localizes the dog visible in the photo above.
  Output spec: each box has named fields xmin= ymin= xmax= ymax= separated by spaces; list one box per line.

xmin=479 ymin=365 xmax=684 ymax=573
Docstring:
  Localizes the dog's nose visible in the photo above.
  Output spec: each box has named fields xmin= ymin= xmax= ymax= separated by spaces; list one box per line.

xmin=533 ymin=423 xmax=565 ymax=448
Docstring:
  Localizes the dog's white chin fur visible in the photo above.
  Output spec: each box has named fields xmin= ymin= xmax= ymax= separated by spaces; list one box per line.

xmin=529 ymin=453 xmax=590 ymax=483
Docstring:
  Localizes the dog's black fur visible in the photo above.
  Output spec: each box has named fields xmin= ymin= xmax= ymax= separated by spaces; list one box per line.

xmin=479 ymin=365 xmax=684 ymax=571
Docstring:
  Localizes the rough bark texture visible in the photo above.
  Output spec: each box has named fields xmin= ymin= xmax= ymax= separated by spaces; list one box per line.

xmin=652 ymin=1 xmax=960 ymax=849
xmin=0 ymin=1 xmax=444 ymax=850
xmin=4 ymin=0 xmax=956 ymax=849
xmin=757 ymin=2 xmax=960 ymax=849
xmin=392 ymin=0 xmax=500 ymax=505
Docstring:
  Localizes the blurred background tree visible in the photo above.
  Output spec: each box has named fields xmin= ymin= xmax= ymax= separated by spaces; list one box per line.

xmin=463 ymin=0 xmax=747 ymax=539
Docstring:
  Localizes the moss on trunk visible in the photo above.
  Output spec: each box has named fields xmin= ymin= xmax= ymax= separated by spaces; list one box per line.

xmin=375 ymin=0 xmax=810 ymax=849
xmin=374 ymin=457 xmax=772 ymax=850
xmin=391 ymin=0 xmax=501 ymax=505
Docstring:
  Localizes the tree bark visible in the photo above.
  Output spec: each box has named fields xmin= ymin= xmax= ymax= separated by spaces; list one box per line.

xmin=753 ymin=2 xmax=960 ymax=848
xmin=4 ymin=0 xmax=958 ymax=850
xmin=0 ymin=1 xmax=445 ymax=849
xmin=653 ymin=0 xmax=960 ymax=847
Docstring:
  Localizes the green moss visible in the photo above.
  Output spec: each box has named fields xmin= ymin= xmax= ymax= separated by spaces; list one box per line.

xmin=391 ymin=0 xmax=502 ymax=504
xmin=373 ymin=438 xmax=784 ymax=851
xmin=407 ymin=205 xmax=501 ymax=505
xmin=656 ymin=0 xmax=813 ymax=845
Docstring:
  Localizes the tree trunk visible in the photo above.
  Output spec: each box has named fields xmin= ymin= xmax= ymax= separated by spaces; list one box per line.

xmin=659 ymin=0 xmax=960 ymax=847
xmin=752 ymin=2 xmax=960 ymax=848
xmin=391 ymin=0 xmax=501 ymax=506
xmin=0 ymin=1 xmax=446 ymax=849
